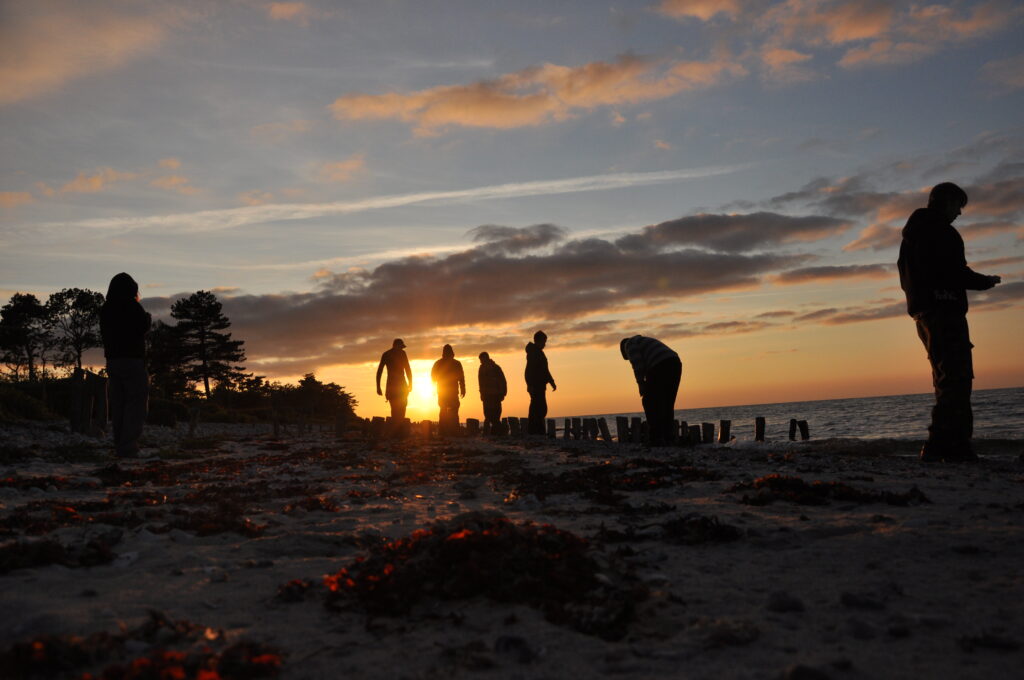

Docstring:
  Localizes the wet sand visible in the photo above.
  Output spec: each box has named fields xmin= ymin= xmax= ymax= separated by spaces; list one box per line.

xmin=2 ymin=424 xmax=1022 ymax=679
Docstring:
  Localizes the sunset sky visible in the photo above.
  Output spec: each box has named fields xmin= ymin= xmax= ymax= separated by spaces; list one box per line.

xmin=2 ymin=0 xmax=1023 ymax=421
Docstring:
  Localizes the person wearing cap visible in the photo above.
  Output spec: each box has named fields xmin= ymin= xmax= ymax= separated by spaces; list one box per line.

xmin=524 ymin=330 xmax=556 ymax=435
xmin=431 ymin=344 xmax=465 ymax=436
xmin=376 ymin=338 xmax=413 ymax=424
xmin=477 ymin=351 xmax=507 ymax=435
xmin=620 ymin=335 xmax=681 ymax=447
xmin=100 ymin=272 xmax=152 ymax=458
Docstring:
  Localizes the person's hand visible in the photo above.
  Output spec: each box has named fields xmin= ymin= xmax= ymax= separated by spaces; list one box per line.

xmin=551 ymin=382 xmax=557 ymax=392
xmin=376 ymin=386 xmax=383 ymax=396
xmin=460 ymin=388 xmax=466 ymax=398
xmin=989 ymin=275 xmax=1002 ymax=287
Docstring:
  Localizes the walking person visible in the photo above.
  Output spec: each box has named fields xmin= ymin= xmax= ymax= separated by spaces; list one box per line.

xmin=100 ymin=273 xmax=151 ymax=459
xmin=898 ymin=182 xmax=1001 ymax=462
xmin=477 ymin=352 xmax=507 ymax=435
xmin=376 ymin=338 xmax=413 ymax=431
xmin=524 ymin=330 xmax=556 ymax=435
xmin=431 ymin=344 xmax=465 ymax=437
xmin=620 ymin=335 xmax=682 ymax=447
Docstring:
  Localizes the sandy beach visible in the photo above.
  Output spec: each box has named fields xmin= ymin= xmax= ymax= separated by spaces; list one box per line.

xmin=2 ymin=423 xmax=1023 ymax=679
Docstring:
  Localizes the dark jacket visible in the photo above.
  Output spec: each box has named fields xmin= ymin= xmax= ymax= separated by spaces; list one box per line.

xmin=623 ymin=335 xmax=680 ymax=387
xmin=524 ymin=342 xmax=554 ymax=392
xmin=431 ymin=345 xmax=465 ymax=403
xmin=376 ymin=348 xmax=412 ymax=400
xmin=478 ymin=359 xmax=507 ymax=401
xmin=897 ymin=207 xmax=992 ymax=318
xmin=100 ymin=273 xmax=151 ymax=360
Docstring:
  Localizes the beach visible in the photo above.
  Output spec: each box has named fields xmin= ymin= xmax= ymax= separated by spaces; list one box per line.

xmin=2 ymin=423 xmax=1023 ymax=679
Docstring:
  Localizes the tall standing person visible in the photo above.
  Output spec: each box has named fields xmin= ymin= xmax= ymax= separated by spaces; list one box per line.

xmin=524 ymin=330 xmax=556 ymax=435
xmin=620 ymin=335 xmax=681 ymax=447
xmin=897 ymin=182 xmax=1001 ymax=462
xmin=376 ymin=338 xmax=413 ymax=425
xmin=477 ymin=351 xmax=507 ymax=434
xmin=100 ymin=273 xmax=151 ymax=459
xmin=431 ymin=344 xmax=465 ymax=436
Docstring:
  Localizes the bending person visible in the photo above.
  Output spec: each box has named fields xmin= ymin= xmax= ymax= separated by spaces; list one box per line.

xmin=100 ymin=273 xmax=151 ymax=459
xmin=620 ymin=335 xmax=682 ymax=447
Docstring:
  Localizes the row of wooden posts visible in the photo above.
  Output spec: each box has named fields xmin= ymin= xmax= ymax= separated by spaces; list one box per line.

xmin=364 ymin=414 xmax=811 ymax=443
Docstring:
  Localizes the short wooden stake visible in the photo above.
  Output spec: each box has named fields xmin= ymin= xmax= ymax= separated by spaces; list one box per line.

xmin=615 ymin=417 xmax=629 ymax=443
xmin=678 ymin=421 xmax=688 ymax=444
xmin=754 ymin=416 xmax=766 ymax=442
xmin=570 ymin=417 xmax=581 ymax=440
xmin=630 ymin=417 xmax=643 ymax=443
xmin=788 ymin=418 xmax=798 ymax=441
xmin=688 ymin=425 xmax=701 ymax=444
xmin=597 ymin=417 xmax=612 ymax=442
xmin=701 ymin=422 xmax=715 ymax=444
xmin=466 ymin=418 xmax=480 ymax=435
xmin=546 ymin=419 xmax=556 ymax=438
xmin=718 ymin=419 xmax=731 ymax=444
xmin=798 ymin=420 xmax=810 ymax=440
xmin=671 ymin=419 xmax=680 ymax=444
xmin=507 ymin=417 xmax=519 ymax=436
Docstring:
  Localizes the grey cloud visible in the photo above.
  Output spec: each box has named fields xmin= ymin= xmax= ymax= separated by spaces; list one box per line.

xmin=773 ymin=263 xmax=894 ymax=284
xmin=468 ymin=223 xmax=568 ymax=253
xmin=615 ymin=212 xmax=851 ymax=253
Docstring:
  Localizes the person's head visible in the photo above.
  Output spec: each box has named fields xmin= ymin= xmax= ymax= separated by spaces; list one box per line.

xmin=619 ymin=337 xmax=632 ymax=360
xmin=106 ymin=272 xmax=139 ymax=303
xmin=392 ymin=338 xmax=406 ymax=349
xmin=928 ymin=182 xmax=968 ymax=223
xmin=478 ymin=351 xmax=490 ymax=363
xmin=533 ymin=330 xmax=547 ymax=348
xmin=442 ymin=344 xmax=454 ymax=358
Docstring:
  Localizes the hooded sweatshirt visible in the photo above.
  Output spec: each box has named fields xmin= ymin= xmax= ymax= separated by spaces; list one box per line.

xmin=478 ymin=357 xmax=507 ymax=400
xmin=524 ymin=342 xmax=554 ymax=392
xmin=100 ymin=273 xmax=151 ymax=360
xmin=431 ymin=345 xmax=465 ymax=401
xmin=897 ymin=207 xmax=992 ymax=318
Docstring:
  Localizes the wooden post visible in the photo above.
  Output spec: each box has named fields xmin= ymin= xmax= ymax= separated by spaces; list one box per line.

xmin=588 ymin=418 xmax=600 ymax=440
xmin=678 ymin=421 xmax=688 ymax=445
xmin=70 ymin=368 xmax=85 ymax=433
xmin=789 ymin=418 xmax=798 ymax=441
xmin=718 ymin=419 xmax=731 ymax=444
xmin=597 ymin=417 xmax=612 ymax=442
xmin=630 ymin=417 xmax=643 ymax=443
xmin=671 ymin=419 xmax=680 ymax=444
xmin=561 ymin=418 xmax=570 ymax=440
xmin=370 ymin=416 xmax=386 ymax=440
xmin=571 ymin=417 xmax=582 ymax=440
xmin=701 ymin=422 xmax=715 ymax=444
xmin=688 ymin=425 xmax=701 ymax=444
xmin=754 ymin=416 xmax=766 ymax=442
xmin=466 ymin=418 xmax=480 ymax=435
xmin=420 ymin=420 xmax=432 ymax=439
xmin=520 ymin=417 xmax=529 ymax=438
xmin=615 ymin=417 xmax=629 ymax=443
xmin=507 ymin=417 xmax=520 ymax=436
xmin=546 ymin=419 xmax=556 ymax=438
xmin=798 ymin=420 xmax=810 ymax=440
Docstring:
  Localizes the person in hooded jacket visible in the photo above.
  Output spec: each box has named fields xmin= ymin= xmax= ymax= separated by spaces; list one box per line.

xmin=99 ymin=273 xmax=151 ymax=458
xmin=620 ymin=335 xmax=681 ymax=447
xmin=897 ymin=182 xmax=1001 ymax=462
xmin=477 ymin=351 xmax=507 ymax=434
xmin=524 ymin=330 xmax=556 ymax=435
xmin=376 ymin=338 xmax=413 ymax=423
xmin=431 ymin=344 xmax=465 ymax=436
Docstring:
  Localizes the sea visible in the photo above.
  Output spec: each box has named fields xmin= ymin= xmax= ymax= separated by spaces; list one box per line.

xmin=569 ymin=386 xmax=1024 ymax=441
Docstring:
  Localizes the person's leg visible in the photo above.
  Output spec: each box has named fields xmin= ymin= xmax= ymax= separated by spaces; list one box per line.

xmin=390 ymin=393 xmax=408 ymax=421
xmin=650 ymin=358 xmax=681 ymax=445
xmin=528 ymin=389 xmax=547 ymax=434
xmin=113 ymin=359 xmax=148 ymax=457
xmin=106 ymin=361 xmax=126 ymax=452
xmin=917 ymin=313 xmax=975 ymax=460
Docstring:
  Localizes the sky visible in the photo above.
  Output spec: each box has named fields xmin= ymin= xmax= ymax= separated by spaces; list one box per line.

xmin=2 ymin=0 xmax=1023 ymax=421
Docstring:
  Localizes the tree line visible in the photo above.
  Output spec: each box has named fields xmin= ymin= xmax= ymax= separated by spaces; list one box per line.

xmin=0 ymin=289 xmax=355 ymax=423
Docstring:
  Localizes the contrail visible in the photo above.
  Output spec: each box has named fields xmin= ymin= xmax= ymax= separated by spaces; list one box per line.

xmin=36 ymin=164 xmax=751 ymax=235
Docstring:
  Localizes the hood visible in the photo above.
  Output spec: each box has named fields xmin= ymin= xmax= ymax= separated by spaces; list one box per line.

xmin=441 ymin=344 xmax=454 ymax=359
xmin=105 ymin=272 xmax=138 ymax=304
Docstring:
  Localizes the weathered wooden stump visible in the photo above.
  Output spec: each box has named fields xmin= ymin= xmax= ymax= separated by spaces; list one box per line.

xmin=671 ymin=419 xmax=680 ymax=444
xmin=546 ymin=419 xmax=556 ymax=438
xmin=754 ymin=416 xmax=766 ymax=442
xmin=678 ymin=420 xmax=688 ymax=445
xmin=630 ymin=417 xmax=643 ymax=443
xmin=789 ymin=418 xmax=798 ymax=441
xmin=571 ymin=417 xmax=582 ymax=440
xmin=701 ymin=422 xmax=715 ymax=444
xmin=466 ymin=418 xmax=480 ymax=435
xmin=597 ymin=417 xmax=613 ymax=442
xmin=718 ymin=419 xmax=731 ymax=444
xmin=688 ymin=425 xmax=701 ymax=444
xmin=616 ymin=417 xmax=629 ymax=443
xmin=370 ymin=416 xmax=386 ymax=440
xmin=506 ymin=417 xmax=519 ymax=436
xmin=798 ymin=419 xmax=810 ymax=440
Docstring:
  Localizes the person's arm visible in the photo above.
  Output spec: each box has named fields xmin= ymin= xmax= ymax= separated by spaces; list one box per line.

xmin=498 ymin=367 xmax=507 ymax=399
xmin=376 ymin=355 xmax=385 ymax=396
xmin=458 ymin=364 xmax=466 ymax=398
xmin=545 ymin=355 xmax=556 ymax=391
xmin=401 ymin=353 xmax=413 ymax=392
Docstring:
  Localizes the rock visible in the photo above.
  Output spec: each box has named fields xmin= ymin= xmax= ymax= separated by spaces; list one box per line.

xmin=847 ymin=618 xmax=877 ymax=640
xmin=781 ymin=665 xmax=831 ymax=680
xmin=766 ymin=591 xmax=805 ymax=613
xmin=494 ymin=635 xmax=539 ymax=663
xmin=840 ymin=591 xmax=885 ymax=610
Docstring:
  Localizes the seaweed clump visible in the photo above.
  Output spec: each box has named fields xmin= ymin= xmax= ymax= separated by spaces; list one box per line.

xmin=324 ymin=511 xmax=644 ymax=640
xmin=728 ymin=474 xmax=932 ymax=507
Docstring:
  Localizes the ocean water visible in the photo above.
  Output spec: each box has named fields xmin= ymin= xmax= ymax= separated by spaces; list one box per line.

xmin=570 ymin=386 xmax=1024 ymax=441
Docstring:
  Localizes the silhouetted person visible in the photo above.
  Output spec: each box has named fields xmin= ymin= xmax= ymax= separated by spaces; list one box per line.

xmin=477 ymin=352 xmax=507 ymax=434
xmin=431 ymin=344 xmax=465 ymax=436
xmin=898 ymin=182 xmax=1001 ymax=462
xmin=620 ymin=335 xmax=681 ymax=447
xmin=376 ymin=338 xmax=413 ymax=426
xmin=525 ymin=330 xmax=556 ymax=435
xmin=100 ymin=273 xmax=151 ymax=459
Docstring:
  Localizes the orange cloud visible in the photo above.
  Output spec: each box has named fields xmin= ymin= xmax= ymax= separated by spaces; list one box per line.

xmin=0 ymin=2 xmax=171 ymax=106
xmin=239 ymin=189 xmax=275 ymax=206
xmin=159 ymin=158 xmax=181 ymax=169
xmin=981 ymin=54 xmax=1024 ymax=92
xmin=331 ymin=55 xmax=745 ymax=134
xmin=655 ymin=0 xmax=741 ymax=21
xmin=842 ymin=223 xmax=902 ymax=252
xmin=60 ymin=167 xmax=136 ymax=194
xmin=761 ymin=47 xmax=814 ymax=82
xmin=320 ymin=154 xmax=366 ymax=183
xmin=149 ymin=175 xmax=201 ymax=195
xmin=654 ymin=139 xmax=672 ymax=150
xmin=0 ymin=191 xmax=34 ymax=209
xmin=267 ymin=2 xmax=316 ymax=26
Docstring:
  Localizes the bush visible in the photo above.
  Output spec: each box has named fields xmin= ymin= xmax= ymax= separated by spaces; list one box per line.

xmin=0 ymin=386 xmax=57 ymax=422
xmin=147 ymin=398 xmax=189 ymax=427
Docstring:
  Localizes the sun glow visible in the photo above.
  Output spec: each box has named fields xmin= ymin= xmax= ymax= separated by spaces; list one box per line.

xmin=404 ymin=359 xmax=440 ymax=420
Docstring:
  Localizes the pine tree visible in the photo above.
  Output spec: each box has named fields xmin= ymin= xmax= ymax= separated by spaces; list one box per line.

xmin=46 ymin=288 xmax=104 ymax=371
xmin=170 ymin=291 xmax=246 ymax=398
xmin=146 ymin=320 xmax=191 ymax=398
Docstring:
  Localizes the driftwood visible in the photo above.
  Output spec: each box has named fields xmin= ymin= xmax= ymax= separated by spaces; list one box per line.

xmin=754 ymin=416 xmax=766 ymax=442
